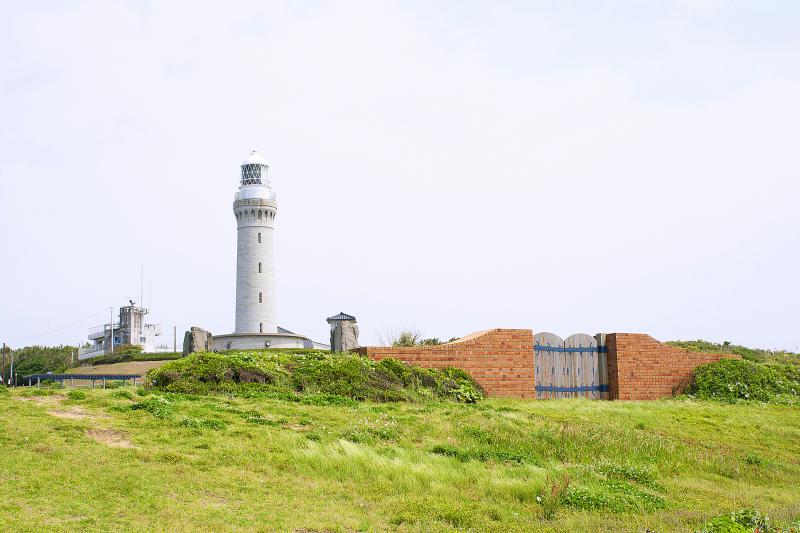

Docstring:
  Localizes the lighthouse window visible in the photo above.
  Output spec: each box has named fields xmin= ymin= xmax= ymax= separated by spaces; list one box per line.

xmin=258 ymin=232 xmax=261 ymax=243
xmin=258 ymin=211 xmax=262 ymax=220
xmin=260 ymin=323 xmax=263 ymax=333
xmin=258 ymin=262 xmax=262 ymax=273
xmin=241 ymin=164 xmax=262 ymax=185
xmin=259 ymin=292 xmax=263 ymax=303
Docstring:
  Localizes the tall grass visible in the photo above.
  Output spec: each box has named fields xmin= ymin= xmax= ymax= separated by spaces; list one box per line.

xmin=1 ymin=388 xmax=799 ymax=532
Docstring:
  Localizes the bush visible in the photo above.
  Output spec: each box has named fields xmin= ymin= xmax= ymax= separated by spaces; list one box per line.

xmin=7 ymin=345 xmax=75 ymax=384
xmin=130 ymin=397 xmax=174 ymax=418
xmin=687 ymin=359 xmax=800 ymax=403
xmin=67 ymin=390 xmax=86 ymax=401
xmin=697 ymin=509 xmax=770 ymax=533
xmin=89 ymin=352 xmax=183 ymax=366
xmin=668 ymin=339 xmax=800 ymax=366
xmin=112 ymin=344 xmax=143 ymax=356
xmin=146 ymin=351 xmax=483 ymax=403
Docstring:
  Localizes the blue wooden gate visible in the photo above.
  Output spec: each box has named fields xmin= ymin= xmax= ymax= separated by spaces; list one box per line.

xmin=534 ymin=332 xmax=609 ymax=400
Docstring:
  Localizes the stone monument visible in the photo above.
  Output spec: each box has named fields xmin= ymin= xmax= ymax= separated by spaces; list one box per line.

xmin=327 ymin=312 xmax=359 ymax=352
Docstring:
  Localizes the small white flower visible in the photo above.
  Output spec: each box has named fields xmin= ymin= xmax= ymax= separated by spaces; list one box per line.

xmin=536 ymin=496 xmax=542 ymax=503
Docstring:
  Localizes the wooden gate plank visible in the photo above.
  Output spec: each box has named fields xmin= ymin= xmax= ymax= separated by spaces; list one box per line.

xmin=534 ymin=332 xmax=563 ymax=400
xmin=565 ymin=334 xmax=598 ymax=399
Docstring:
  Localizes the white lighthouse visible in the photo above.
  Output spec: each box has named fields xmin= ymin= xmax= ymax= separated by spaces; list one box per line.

xmin=210 ymin=150 xmax=320 ymax=351
xmin=234 ymin=150 xmax=277 ymax=334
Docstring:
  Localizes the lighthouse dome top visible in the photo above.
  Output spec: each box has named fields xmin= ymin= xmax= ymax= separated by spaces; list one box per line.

xmin=242 ymin=149 xmax=268 ymax=167
xmin=240 ymin=149 xmax=270 ymax=186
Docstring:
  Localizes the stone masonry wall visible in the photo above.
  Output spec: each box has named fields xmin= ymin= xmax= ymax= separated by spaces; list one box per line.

xmin=356 ymin=329 xmax=536 ymax=399
xmin=607 ymin=333 xmax=740 ymax=400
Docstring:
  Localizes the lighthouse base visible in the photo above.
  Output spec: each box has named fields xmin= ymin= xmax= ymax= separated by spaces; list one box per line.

xmin=210 ymin=332 xmax=310 ymax=351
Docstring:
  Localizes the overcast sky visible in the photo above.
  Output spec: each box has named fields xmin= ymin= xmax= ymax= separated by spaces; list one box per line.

xmin=1 ymin=1 xmax=798 ymax=351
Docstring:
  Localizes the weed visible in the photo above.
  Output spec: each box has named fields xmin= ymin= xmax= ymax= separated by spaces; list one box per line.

xmin=597 ymin=462 xmax=659 ymax=489
xmin=429 ymin=443 xmax=532 ymax=464
xmin=179 ymin=417 xmax=226 ymax=430
xmin=537 ymin=470 xmax=570 ymax=520
xmin=563 ymin=478 xmax=665 ymax=513
xmin=245 ymin=416 xmax=281 ymax=426
xmin=697 ymin=508 xmax=771 ymax=533
xmin=391 ymin=498 xmax=477 ymax=529
xmin=66 ymin=390 xmax=86 ymax=401
xmin=744 ymin=452 xmax=765 ymax=466
xmin=130 ymin=397 xmax=174 ymax=418
xmin=111 ymin=390 xmax=134 ymax=400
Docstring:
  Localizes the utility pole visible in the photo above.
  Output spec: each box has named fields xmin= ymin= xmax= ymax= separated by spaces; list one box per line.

xmin=109 ymin=306 xmax=114 ymax=355
xmin=1 ymin=342 xmax=6 ymax=385
xmin=9 ymin=350 xmax=13 ymax=387
xmin=140 ymin=265 xmax=144 ymax=311
xmin=173 ymin=326 xmax=177 ymax=353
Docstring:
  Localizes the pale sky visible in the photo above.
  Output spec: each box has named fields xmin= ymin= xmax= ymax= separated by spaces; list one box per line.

xmin=1 ymin=1 xmax=798 ymax=351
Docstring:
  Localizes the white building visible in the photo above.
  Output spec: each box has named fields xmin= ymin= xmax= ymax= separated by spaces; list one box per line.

xmin=79 ymin=303 xmax=163 ymax=360
xmin=210 ymin=150 xmax=323 ymax=351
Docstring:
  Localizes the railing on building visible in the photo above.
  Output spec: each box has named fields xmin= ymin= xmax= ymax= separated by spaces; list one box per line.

xmin=88 ymin=323 xmax=119 ymax=340
xmin=78 ymin=346 xmax=107 ymax=361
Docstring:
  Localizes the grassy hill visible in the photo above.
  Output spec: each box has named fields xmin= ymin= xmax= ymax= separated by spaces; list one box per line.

xmin=1 ymin=382 xmax=799 ymax=531
xmin=667 ymin=339 xmax=800 ymax=367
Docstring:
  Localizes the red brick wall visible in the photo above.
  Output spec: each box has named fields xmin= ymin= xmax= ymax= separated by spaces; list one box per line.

xmin=356 ymin=329 xmax=536 ymax=399
xmin=359 ymin=330 xmax=738 ymax=401
xmin=607 ymin=333 xmax=740 ymax=400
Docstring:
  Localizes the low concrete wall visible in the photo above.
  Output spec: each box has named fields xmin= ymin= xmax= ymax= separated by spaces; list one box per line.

xmin=606 ymin=333 xmax=740 ymax=400
xmin=356 ymin=329 xmax=536 ymax=399
xmin=210 ymin=333 xmax=307 ymax=351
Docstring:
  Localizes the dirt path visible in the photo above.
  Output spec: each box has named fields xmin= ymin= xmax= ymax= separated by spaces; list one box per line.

xmin=66 ymin=360 xmax=171 ymax=375
xmin=85 ymin=429 xmax=133 ymax=448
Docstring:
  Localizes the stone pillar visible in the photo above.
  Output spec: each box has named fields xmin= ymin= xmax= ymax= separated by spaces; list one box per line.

xmin=326 ymin=312 xmax=359 ymax=352
xmin=182 ymin=327 xmax=212 ymax=355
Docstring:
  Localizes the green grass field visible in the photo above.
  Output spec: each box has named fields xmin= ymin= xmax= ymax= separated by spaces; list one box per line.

xmin=0 ymin=386 xmax=798 ymax=532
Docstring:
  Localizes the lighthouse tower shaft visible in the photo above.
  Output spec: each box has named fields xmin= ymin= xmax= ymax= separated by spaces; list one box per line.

xmin=233 ymin=151 xmax=277 ymax=334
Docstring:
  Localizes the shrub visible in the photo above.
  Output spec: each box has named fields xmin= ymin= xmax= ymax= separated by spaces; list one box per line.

xmin=130 ymin=397 xmax=174 ymax=418
xmin=111 ymin=389 xmax=134 ymax=400
xmin=697 ymin=509 xmax=770 ymax=533
xmin=111 ymin=344 xmax=143 ymax=356
xmin=90 ymin=352 xmax=183 ymax=366
xmin=147 ymin=351 xmax=483 ymax=404
xmin=687 ymin=359 xmax=800 ymax=403
xmin=452 ymin=383 xmax=483 ymax=404
xmin=66 ymin=390 xmax=86 ymax=401
xmin=668 ymin=339 xmax=800 ymax=366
